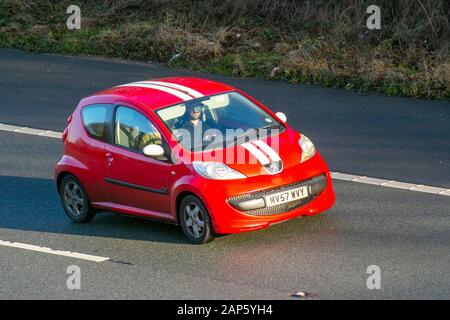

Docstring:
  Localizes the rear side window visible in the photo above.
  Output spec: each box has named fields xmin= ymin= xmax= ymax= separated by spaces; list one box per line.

xmin=81 ymin=104 xmax=111 ymax=142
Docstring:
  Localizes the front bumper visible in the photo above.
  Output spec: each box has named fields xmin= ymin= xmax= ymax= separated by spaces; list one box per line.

xmin=199 ymin=153 xmax=335 ymax=234
xmin=228 ymin=174 xmax=327 ymax=215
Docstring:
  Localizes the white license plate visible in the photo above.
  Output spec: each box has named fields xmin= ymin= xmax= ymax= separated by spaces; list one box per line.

xmin=264 ymin=186 xmax=309 ymax=207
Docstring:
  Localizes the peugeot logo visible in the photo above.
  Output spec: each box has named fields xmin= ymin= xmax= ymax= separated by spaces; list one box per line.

xmin=263 ymin=160 xmax=283 ymax=175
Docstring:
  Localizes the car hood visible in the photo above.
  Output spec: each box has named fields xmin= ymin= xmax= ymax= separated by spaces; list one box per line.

xmin=182 ymin=128 xmax=302 ymax=178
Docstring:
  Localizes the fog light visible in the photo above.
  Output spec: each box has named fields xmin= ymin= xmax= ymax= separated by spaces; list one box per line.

xmin=230 ymin=198 xmax=265 ymax=211
xmin=309 ymin=175 xmax=327 ymax=196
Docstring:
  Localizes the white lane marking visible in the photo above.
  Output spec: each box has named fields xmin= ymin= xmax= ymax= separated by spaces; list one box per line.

xmin=439 ymin=190 xmax=450 ymax=196
xmin=241 ymin=142 xmax=271 ymax=165
xmin=330 ymin=172 xmax=450 ymax=196
xmin=1 ymin=123 xmax=449 ymax=197
xmin=0 ymin=123 xmax=19 ymax=131
xmin=116 ymin=82 xmax=193 ymax=101
xmin=0 ymin=123 xmax=62 ymax=139
xmin=38 ymin=130 xmax=62 ymax=138
xmin=252 ymin=140 xmax=281 ymax=162
xmin=0 ymin=240 xmax=109 ymax=262
xmin=137 ymin=81 xmax=204 ymax=98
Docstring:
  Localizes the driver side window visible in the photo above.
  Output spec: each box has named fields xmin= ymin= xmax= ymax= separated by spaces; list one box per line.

xmin=114 ymin=106 xmax=162 ymax=152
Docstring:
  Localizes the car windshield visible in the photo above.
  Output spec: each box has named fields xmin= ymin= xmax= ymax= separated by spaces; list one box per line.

xmin=156 ymin=91 xmax=284 ymax=151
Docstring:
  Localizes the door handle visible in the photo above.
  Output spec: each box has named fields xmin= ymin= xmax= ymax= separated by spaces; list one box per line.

xmin=106 ymin=152 xmax=114 ymax=165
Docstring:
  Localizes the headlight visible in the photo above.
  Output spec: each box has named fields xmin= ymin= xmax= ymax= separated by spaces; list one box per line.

xmin=299 ymin=134 xmax=316 ymax=163
xmin=192 ymin=161 xmax=246 ymax=180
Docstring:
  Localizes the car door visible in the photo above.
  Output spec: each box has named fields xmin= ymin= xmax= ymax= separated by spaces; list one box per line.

xmin=104 ymin=104 xmax=172 ymax=216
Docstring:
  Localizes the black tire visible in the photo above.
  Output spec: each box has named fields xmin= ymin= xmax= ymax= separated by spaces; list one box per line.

xmin=59 ymin=175 xmax=96 ymax=223
xmin=179 ymin=195 xmax=215 ymax=244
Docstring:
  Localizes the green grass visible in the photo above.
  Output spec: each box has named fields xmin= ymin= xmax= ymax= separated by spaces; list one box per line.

xmin=1 ymin=0 xmax=449 ymax=99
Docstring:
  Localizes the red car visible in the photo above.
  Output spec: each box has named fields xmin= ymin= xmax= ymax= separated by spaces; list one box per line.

xmin=55 ymin=77 xmax=335 ymax=244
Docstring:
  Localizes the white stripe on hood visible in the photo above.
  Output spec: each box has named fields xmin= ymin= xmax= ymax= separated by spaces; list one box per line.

xmin=241 ymin=142 xmax=271 ymax=165
xmin=252 ymin=140 xmax=281 ymax=162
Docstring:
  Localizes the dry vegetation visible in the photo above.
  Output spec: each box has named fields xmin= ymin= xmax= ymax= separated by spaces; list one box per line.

xmin=1 ymin=0 xmax=449 ymax=98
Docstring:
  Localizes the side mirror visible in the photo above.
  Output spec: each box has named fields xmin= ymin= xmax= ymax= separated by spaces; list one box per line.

xmin=275 ymin=112 xmax=287 ymax=123
xmin=143 ymin=144 xmax=165 ymax=158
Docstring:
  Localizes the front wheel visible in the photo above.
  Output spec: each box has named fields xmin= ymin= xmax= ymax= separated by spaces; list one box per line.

xmin=179 ymin=195 xmax=215 ymax=244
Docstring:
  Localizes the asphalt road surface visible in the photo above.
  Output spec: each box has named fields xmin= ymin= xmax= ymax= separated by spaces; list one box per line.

xmin=0 ymin=49 xmax=449 ymax=299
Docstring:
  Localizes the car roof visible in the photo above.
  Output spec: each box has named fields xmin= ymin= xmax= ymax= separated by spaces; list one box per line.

xmin=91 ymin=77 xmax=235 ymax=111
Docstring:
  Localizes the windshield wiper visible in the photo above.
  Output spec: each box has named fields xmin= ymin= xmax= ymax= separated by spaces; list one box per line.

xmin=260 ymin=123 xmax=283 ymax=131
xmin=234 ymin=123 xmax=283 ymax=145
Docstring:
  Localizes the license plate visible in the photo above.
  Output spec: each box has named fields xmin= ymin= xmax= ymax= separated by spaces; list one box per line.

xmin=264 ymin=186 xmax=309 ymax=207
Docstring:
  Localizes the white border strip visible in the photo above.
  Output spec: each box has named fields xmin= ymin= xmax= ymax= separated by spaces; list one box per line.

xmin=1 ymin=123 xmax=449 ymax=197
xmin=0 ymin=240 xmax=109 ymax=262
xmin=0 ymin=123 xmax=62 ymax=139
xmin=331 ymin=172 xmax=450 ymax=196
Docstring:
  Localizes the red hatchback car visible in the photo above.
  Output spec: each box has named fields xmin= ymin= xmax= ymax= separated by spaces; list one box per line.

xmin=55 ymin=77 xmax=335 ymax=243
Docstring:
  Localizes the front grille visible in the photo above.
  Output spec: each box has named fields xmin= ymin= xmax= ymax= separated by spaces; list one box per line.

xmin=228 ymin=175 xmax=325 ymax=216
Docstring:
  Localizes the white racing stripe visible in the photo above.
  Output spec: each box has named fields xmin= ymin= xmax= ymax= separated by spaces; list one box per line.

xmin=252 ymin=140 xmax=281 ymax=162
xmin=116 ymin=82 xmax=193 ymax=101
xmin=1 ymin=122 xmax=450 ymax=197
xmin=241 ymin=142 xmax=271 ymax=165
xmin=137 ymin=81 xmax=204 ymax=98
xmin=0 ymin=240 xmax=109 ymax=262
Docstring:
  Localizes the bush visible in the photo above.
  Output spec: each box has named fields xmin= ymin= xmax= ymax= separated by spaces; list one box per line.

xmin=1 ymin=0 xmax=449 ymax=98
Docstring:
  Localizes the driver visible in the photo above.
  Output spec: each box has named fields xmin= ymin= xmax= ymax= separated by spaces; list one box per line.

xmin=179 ymin=103 xmax=212 ymax=149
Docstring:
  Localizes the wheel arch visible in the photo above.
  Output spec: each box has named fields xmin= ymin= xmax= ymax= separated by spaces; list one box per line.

xmin=176 ymin=191 xmax=219 ymax=237
xmin=56 ymin=171 xmax=79 ymax=193
xmin=175 ymin=191 xmax=197 ymax=224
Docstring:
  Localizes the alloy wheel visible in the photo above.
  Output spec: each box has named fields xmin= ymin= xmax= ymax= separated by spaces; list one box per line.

xmin=184 ymin=202 xmax=205 ymax=238
xmin=63 ymin=181 xmax=84 ymax=216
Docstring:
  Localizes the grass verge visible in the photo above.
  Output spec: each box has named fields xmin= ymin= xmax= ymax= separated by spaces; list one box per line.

xmin=1 ymin=0 xmax=449 ymax=99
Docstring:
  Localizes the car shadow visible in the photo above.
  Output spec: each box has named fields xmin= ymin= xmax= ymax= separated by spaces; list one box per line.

xmin=0 ymin=175 xmax=188 ymax=244
xmin=0 ymin=175 xmax=335 ymax=247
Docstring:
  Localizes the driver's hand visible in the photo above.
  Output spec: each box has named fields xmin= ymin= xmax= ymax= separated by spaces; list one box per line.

xmin=204 ymin=132 xmax=218 ymax=141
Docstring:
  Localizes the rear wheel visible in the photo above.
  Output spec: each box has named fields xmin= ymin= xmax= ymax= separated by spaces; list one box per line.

xmin=179 ymin=195 xmax=215 ymax=244
xmin=59 ymin=175 xmax=96 ymax=223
